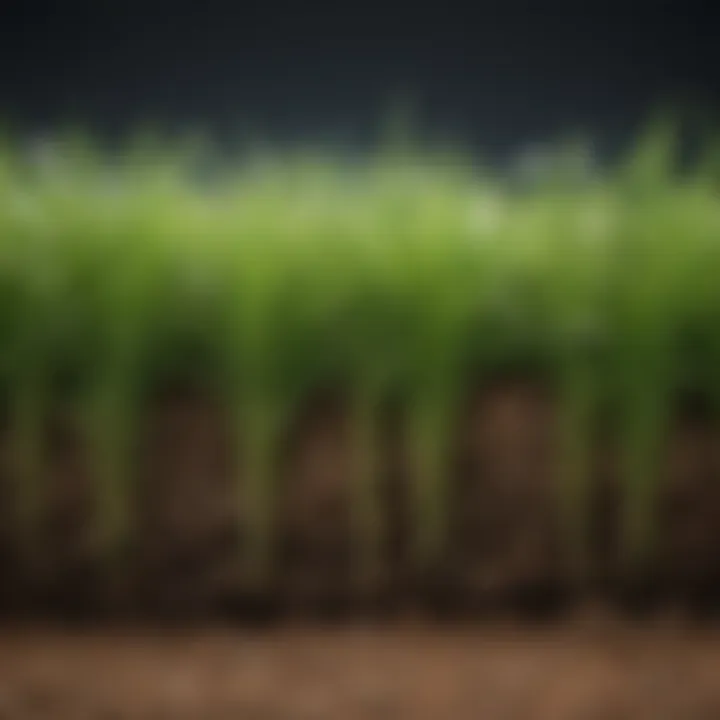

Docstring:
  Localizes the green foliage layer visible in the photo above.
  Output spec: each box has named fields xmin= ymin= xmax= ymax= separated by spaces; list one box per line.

xmin=1 ymin=124 xmax=719 ymax=584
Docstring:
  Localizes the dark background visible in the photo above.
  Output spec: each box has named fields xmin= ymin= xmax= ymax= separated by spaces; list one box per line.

xmin=1 ymin=2 xmax=719 ymax=163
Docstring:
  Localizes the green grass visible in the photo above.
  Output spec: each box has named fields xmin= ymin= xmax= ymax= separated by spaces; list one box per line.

xmin=1 ymin=124 xmax=719 ymax=585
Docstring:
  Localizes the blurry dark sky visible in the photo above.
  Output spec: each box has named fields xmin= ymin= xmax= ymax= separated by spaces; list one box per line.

xmin=1 ymin=2 xmax=719 ymax=161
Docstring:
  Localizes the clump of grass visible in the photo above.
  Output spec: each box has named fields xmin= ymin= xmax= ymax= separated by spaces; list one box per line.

xmin=0 ymin=163 xmax=65 ymax=563
xmin=393 ymin=176 xmax=491 ymax=574
xmin=608 ymin=124 xmax=704 ymax=574
xmin=214 ymin=175 xmax=334 ymax=586
xmin=528 ymin=186 xmax=614 ymax=580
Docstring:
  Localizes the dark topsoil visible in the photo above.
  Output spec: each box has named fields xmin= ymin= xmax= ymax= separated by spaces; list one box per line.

xmin=2 ymin=376 xmax=720 ymax=622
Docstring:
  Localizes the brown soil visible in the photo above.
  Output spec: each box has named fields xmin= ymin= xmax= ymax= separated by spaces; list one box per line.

xmin=2 ymin=622 xmax=720 ymax=718
xmin=2 ymin=379 xmax=720 ymax=619
xmin=449 ymin=379 xmax=564 ymax=608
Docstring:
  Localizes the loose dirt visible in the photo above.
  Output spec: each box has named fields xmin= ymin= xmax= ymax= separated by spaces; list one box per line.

xmin=2 ymin=620 xmax=720 ymax=718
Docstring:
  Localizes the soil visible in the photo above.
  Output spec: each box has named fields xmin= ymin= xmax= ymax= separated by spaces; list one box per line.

xmin=2 ymin=621 xmax=720 ymax=719
xmin=2 ymin=378 xmax=720 ymax=619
